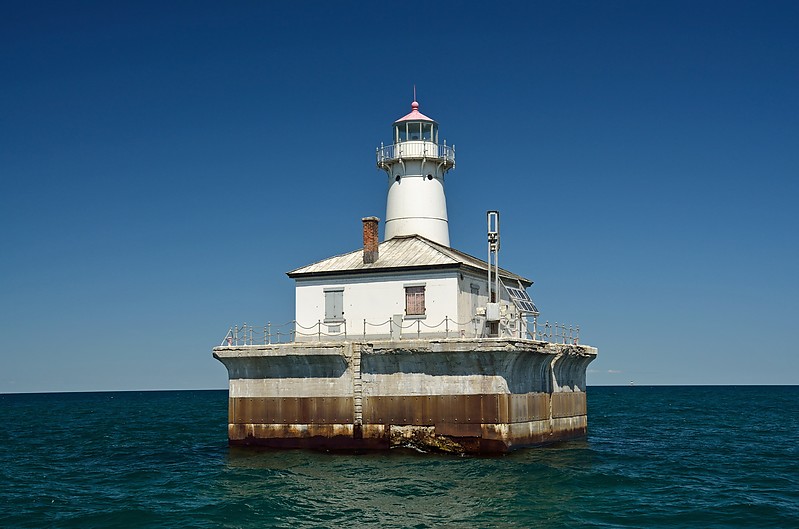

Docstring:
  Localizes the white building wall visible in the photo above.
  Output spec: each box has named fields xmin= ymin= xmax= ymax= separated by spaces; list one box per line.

xmin=294 ymin=270 xmax=461 ymax=340
xmin=455 ymin=271 xmax=530 ymax=339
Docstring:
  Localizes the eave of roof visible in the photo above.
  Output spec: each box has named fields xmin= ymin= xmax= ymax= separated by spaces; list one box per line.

xmin=286 ymin=235 xmax=533 ymax=286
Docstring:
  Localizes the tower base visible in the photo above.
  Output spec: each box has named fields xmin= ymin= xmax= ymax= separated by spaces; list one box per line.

xmin=214 ymin=339 xmax=596 ymax=454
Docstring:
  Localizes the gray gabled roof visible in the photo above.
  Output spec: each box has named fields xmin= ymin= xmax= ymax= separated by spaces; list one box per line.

xmin=287 ymin=235 xmax=532 ymax=286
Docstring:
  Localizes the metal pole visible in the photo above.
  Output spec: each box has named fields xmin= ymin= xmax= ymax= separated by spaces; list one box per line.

xmin=317 ymin=319 xmax=321 ymax=341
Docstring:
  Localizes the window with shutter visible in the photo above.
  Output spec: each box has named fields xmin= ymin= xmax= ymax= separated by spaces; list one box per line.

xmin=405 ymin=286 xmax=425 ymax=316
xmin=324 ymin=289 xmax=344 ymax=322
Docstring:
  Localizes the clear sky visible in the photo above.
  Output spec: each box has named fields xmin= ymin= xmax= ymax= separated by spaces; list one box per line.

xmin=2 ymin=1 xmax=797 ymax=392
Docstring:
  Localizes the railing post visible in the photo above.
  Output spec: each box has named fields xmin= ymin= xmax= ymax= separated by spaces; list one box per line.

xmin=445 ymin=316 xmax=449 ymax=338
xmin=267 ymin=322 xmax=272 ymax=345
xmin=417 ymin=319 xmax=421 ymax=339
xmin=363 ymin=319 xmax=367 ymax=339
xmin=318 ymin=319 xmax=321 ymax=341
xmin=343 ymin=320 xmax=347 ymax=340
xmin=577 ymin=325 xmax=580 ymax=345
xmin=234 ymin=325 xmax=239 ymax=346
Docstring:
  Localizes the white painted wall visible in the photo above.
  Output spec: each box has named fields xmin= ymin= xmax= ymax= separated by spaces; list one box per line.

xmin=383 ymin=143 xmax=451 ymax=246
xmin=294 ymin=268 xmax=530 ymax=340
xmin=295 ymin=270 xmax=461 ymax=340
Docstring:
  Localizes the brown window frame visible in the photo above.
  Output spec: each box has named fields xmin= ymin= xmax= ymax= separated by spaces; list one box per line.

xmin=405 ymin=285 xmax=426 ymax=316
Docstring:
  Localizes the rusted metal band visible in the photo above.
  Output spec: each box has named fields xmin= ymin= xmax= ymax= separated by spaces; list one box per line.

xmin=552 ymin=392 xmax=587 ymax=419
xmin=230 ymin=396 xmax=354 ymax=424
xmin=229 ymin=392 xmax=586 ymax=426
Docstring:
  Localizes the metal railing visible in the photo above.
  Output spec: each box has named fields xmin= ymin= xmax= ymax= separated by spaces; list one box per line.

xmin=531 ymin=321 xmax=581 ymax=345
xmin=219 ymin=316 xmax=581 ymax=346
xmin=361 ymin=316 xmax=476 ymax=340
xmin=376 ymin=142 xmax=455 ymax=166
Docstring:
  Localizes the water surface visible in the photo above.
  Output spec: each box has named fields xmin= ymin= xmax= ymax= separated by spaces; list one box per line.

xmin=1 ymin=386 xmax=796 ymax=527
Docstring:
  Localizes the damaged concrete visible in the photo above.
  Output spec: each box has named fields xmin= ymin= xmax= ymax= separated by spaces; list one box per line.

xmin=214 ymin=338 xmax=597 ymax=454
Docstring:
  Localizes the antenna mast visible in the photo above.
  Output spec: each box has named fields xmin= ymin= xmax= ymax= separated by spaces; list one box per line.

xmin=487 ymin=210 xmax=500 ymax=302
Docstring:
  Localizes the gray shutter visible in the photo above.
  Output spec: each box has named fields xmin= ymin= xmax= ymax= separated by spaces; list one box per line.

xmin=325 ymin=290 xmax=343 ymax=320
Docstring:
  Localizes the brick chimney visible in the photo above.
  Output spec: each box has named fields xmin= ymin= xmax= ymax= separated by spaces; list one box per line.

xmin=362 ymin=217 xmax=379 ymax=264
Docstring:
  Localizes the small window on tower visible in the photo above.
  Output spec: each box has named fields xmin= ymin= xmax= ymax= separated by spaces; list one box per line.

xmin=422 ymin=123 xmax=432 ymax=141
xmin=405 ymin=286 xmax=425 ymax=316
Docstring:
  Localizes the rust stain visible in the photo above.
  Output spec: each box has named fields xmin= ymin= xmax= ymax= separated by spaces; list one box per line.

xmin=552 ymin=392 xmax=587 ymax=418
xmin=230 ymin=397 xmax=354 ymax=424
xmin=227 ymin=391 xmax=589 ymax=454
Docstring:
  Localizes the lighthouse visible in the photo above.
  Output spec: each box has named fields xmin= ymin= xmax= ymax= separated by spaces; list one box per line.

xmin=213 ymin=97 xmax=597 ymax=454
xmin=377 ymin=100 xmax=455 ymax=247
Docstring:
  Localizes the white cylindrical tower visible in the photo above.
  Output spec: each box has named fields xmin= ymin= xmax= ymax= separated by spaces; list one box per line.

xmin=376 ymin=100 xmax=455 ymax=246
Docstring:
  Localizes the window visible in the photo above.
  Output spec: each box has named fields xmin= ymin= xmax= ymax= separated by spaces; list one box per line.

xmin=324 ymin=288 xmax=343 ymax=322
xmin=405 ymin=285 xmax=425 ymax=316
xmin=470 ymin=284 xmax=480 ymax=316
xmin=408 ymin=122 xmax=421 ymax=140
xmin=422 ymin=123 xmax=432 ymax=141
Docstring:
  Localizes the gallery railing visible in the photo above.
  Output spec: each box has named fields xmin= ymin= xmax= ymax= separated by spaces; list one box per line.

xmin=219 ymin=318 xmax=581 ymax=346
xmin=376 ymin=142 xmax=455 ymax=166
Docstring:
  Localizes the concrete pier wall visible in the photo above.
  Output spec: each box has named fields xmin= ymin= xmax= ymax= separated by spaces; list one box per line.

xmin=213 ymin=338 xmax=597 ymax=453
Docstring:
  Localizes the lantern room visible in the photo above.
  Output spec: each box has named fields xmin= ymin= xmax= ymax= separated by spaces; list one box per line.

xmin=377 ymin=99 xmax=456 ymax=246
xmin=394 ymin=102 xmax=439 ymax=143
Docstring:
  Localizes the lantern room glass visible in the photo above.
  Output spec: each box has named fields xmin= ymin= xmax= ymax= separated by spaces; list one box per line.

xmin=395 ymin=122 xmax=438 ymax=143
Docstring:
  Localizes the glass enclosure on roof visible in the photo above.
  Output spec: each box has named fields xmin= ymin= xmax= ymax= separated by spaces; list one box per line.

xmin=395 ymin=122 xmax=438 ymax=143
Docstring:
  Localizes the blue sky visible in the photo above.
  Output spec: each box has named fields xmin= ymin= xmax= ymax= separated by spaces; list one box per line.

xmin=1 ymin=1 xmax=797 ymax=392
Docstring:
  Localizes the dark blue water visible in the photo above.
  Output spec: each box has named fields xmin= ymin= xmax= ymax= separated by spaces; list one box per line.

xmin=1 ymin=386 xmax=796 ymax=528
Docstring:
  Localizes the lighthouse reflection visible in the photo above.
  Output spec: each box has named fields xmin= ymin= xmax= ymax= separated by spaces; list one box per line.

xmin=220 ymin=444 xmax=595 ymax=527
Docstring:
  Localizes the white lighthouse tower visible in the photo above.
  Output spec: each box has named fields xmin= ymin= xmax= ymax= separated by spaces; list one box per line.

xmin=376 ymin=100 xmax=455 ymax=247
